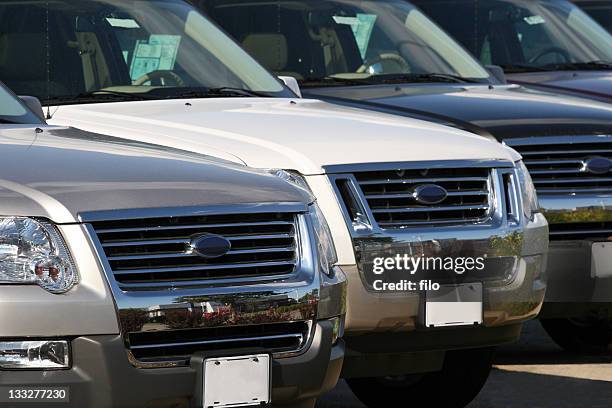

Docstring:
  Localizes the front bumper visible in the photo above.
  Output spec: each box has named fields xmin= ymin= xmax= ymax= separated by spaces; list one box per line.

xmin=0 ymin=321 xmax=343 ymax=408
xmin=539 ymin=195 xmax=612 ymax=319
xmin=340 ymin=212 xmax=548 ymax=378
xmin=344 ymin=212 xmax=549 ymax=334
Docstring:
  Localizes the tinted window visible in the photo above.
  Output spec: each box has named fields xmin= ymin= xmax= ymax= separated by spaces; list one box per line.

xmin=202 ymin=0 xmax=491 ymax=84
xmin=416 ymin=0 xmax=612 ymax=70
xmin=576 ymin=1 xmax=612 ymax=33
xmin=0 ymin=0 xmax=287 ymax=105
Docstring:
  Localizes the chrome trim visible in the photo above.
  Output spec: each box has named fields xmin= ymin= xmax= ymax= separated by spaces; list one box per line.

xmin=78 ymin=202 xmax=309 ymax=222
xmin=327 ymin=162 xmax=503 ymax=232
xmin=83 ymin=205 xmax=324 ymax=368
xmin=129 ymin=333 xmax=304 ymax=350
xmin=323 ymin=159 xmax=514 ymax=174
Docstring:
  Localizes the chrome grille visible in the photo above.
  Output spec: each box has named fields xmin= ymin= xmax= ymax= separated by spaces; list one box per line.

xmin=128 ymin=321 xmax=311 ymax=365
xmin=349 ymin=167 xmax=493 ymax=228
xmin=549 ymin=222 xmax=612 ymax=241
xmin=505 ymin=136 xmax=612 ymax=195
xmin=91 ymin=212 xmax=299 ymax=289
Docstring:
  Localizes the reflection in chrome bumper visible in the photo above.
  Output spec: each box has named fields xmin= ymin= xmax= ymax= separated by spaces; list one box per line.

xmin=538 ymin=195 xmax=612 ymax=311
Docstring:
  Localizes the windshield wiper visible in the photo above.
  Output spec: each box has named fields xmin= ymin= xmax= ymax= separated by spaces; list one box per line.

xmin=45 ymin=90 xmax=156 ymax=105
xmin=498 ymin=64 xmax=550 ymax=73
xmin=300 ymin=76 xmax=372 ymax=87
xmin=301 ymin=73 xmax=480 ymax=87
xmin=542 ymin=61 xmax=612 ymax=71
xmin=0 ymin=118 xmax=20 ymax=124
xmin=369 ymin=73 xmax=482 ymax=84
xmin=169 ymin=87 xmax=269 ymax=99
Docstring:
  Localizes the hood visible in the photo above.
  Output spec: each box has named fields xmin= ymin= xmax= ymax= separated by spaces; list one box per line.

xmin=304 ymin=83 xmax=612 ymax=140
xmin=0 ymin=125 xmax=312 ymax=223
xmin=48 ymin=98 xmax=519 ymax=175
xmin=508 ymin=71 xmax=612 ymax=103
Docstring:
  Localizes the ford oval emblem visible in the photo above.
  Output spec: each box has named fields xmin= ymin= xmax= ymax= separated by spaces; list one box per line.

xmin=412 ymin=184 xmax=448 ymax=205
xmin=583 ymin=157 xmax=612 ymax=175
xmin=189 ymin=234 xmax=231 ymax=258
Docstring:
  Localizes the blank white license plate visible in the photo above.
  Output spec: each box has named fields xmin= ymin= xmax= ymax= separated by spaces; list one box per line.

xmin=591 ymin=242 xmax=612 ymax=278
xmin=203 ymin=354 xmax=270 ymax=408
xmin=425 ymin=283 xmax=483 ymax=327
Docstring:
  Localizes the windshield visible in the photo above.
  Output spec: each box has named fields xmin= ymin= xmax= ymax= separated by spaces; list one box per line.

xmin=0 ymin=0 xmax=290 ymax=105
xmin=415 ymin=0 xmax=612 ymax=72
xmin=0 ymin=83 xmax=43 ymax=124
xmin=576 ymin=0 xmax=612 ymax=33
xmin=201 ymin=0 xmax=492 ymax=86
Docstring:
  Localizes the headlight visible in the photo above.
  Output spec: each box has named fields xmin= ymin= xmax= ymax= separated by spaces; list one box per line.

xmin=515 ymin=161 xmax=540 ymax=221
xmin=268 ymin=169 xmax=312 ymax=192
xmin=0 ymin=218 xmax=77 ymax=293
xmin=309 ymin=203 xmax=338 ymax=276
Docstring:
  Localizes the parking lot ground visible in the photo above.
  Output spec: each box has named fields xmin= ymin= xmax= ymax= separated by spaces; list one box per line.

xmin=317 ymin=321 xmax=612 ymax=408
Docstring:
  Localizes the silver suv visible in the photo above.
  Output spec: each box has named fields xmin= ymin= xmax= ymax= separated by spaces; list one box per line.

xmin=0 ymin=82 xmax=346 ymax=408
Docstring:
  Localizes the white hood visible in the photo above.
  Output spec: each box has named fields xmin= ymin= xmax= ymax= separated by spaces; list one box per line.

xmin=49 ymin=98 xmax=521 ymax=174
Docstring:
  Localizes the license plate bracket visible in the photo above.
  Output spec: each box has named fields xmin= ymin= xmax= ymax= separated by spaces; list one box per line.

xmin=591 ymin=242 xmax=612 ymax=279
xmin=196 ymin=354 xmax=271 ymax=408
xmin=425 ymin=283 xmax=483 ymax=327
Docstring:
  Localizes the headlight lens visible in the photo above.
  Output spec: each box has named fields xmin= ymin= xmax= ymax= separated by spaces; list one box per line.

xmin=0 ymin=218 xmax=77 ymax=293
xmin=268 ymin=169 xmax=312 ymax=192
xmin=515 ymin=161 xmax=540 ymax=221
xmin=309 ymin=203 xmax=338 ymax=276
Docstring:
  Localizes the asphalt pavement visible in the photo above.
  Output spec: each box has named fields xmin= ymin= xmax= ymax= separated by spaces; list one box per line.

xmin=316 ymin=321 xmax=612 ymax=408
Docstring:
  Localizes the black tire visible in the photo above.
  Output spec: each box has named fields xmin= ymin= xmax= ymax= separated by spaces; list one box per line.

xmin=540 ymin=318 xmax=612 ymax=354
xmin=346 ymin=347 xmax=495 ymax=408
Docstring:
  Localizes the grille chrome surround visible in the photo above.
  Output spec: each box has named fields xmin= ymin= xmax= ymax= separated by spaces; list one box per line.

xmin=90 ymin=212 xmax=300 ymax=290
xmin=328 ymin=163 xmax=499 ymax=229
xmin=127 ymin=321 xmax=313 ymax=366
xmin=505 ymin=135 xmax=612 ymax=195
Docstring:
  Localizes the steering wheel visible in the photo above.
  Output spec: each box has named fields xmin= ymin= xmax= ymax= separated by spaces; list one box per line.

xmin=133 ymin=70 xmax=186 ymax=87
xmin=528 ymin=46 xmax=571 ymax=64
xmin=357 ymin=53 xmax=411 ymax=74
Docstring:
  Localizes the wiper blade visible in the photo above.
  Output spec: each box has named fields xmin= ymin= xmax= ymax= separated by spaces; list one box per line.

xmin=370 ymin=73 xmax=481 ymax=84
xmin=170 ymin=87 xmax=269 ymax=99
xmin=45 ymin=90 xmax=155 ymax=104
xmin=543 ymin=61 xmax=612 ymax=71
xmin=0 ymin=118 xmax=20 ymax=124
xmin=499 ymin=64 xmax=550 ymax=73
xmin=300 ymin=76 xmax=372 ymax=87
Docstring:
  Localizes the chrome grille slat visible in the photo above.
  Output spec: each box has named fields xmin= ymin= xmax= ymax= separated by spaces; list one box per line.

xmin=129 ymin=333 xmax=304 ymax=350
xmin=96 ymin=220 xmax=294 ymax=234
xmin=505 ymin=136 xmax=612 ymax=195
xmin=370 ymin=204 xmax=489 ymax=213
xmin=364 ymin=191 xmax=489 ymax=199
xmin=91 ymin=212 xmax=299 ymax=288
xmin=358 ymin=176 xmax=488 ymax=185
xmin=107 ymin=247 xmax=296 ymax=262
xmin=338 ymin=166 xmax=493 ymax=229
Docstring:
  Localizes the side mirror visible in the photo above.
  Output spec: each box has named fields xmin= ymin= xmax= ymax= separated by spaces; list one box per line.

xmin=485 ymin=65 xmax=507 ymax=84
xmin=278 ymin=76 xmax=302 ymax=98
xmin=19 ymin=96 xmax=47 ymax=122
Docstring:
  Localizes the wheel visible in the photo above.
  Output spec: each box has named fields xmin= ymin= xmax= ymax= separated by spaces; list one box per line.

xmin=346 ymin=347 xmax=495 ymax=408
xmin=541 ymin=318 xmax=612 ymax=353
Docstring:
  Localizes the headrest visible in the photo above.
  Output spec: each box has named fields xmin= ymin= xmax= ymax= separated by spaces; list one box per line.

xmin=241 ymin=33 xmax=288 ymax=71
